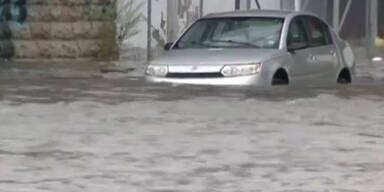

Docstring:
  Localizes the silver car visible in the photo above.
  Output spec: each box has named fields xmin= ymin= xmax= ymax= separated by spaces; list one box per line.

xmin=146 ymin=10 xmax=355 ymax=86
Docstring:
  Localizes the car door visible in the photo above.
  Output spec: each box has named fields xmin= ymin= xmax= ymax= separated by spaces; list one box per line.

xmin=287 ymin=17 xmax=315 ymax=80
xmin=304 ymin=16 xmax=339 ymax=82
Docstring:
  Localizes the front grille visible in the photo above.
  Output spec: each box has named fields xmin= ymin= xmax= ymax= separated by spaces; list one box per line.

xmin=166 ymin=73 xmax=223 ymax=78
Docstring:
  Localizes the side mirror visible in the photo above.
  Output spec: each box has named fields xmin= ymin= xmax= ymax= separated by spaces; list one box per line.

xmin=287 ymin=42 xmax=308 ymax=53
xmin=164 ymin=42 xmax=174 ymax=51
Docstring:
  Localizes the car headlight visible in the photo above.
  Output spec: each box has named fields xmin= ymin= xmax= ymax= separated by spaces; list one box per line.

xmin=221 ymin=63 xmax=261 ymax=77
xmin=146 ymin=65 xmax=168 ymax=77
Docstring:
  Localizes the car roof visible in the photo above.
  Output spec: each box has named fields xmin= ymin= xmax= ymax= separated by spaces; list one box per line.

xmin=204 ymin=9 xmax=298 ymax=19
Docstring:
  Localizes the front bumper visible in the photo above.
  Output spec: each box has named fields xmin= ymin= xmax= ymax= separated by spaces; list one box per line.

xmin=145 ymin=74 xmax=264 ymax=86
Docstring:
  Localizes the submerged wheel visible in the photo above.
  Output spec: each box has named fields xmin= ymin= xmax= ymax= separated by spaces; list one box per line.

xmin=272 ymin=69 xmax=289 ymax=86
xmin=337 ymin=68 xmax=352 ymax=84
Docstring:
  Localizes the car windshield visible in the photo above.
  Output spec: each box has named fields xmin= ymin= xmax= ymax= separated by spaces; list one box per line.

xmin=175 ymin=17 xmax=284 ymax=49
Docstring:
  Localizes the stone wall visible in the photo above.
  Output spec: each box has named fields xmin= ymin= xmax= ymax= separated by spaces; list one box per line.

xmin=0 ymin=0 xmax=117 ymax=60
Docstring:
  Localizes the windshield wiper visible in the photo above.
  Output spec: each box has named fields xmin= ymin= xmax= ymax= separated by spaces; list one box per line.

xmin=210 ymin=40 xmax=260 ymax=48
xmin=177 ymin=41 xmax=216 ymax=49
xmin=189 ymin=41 xmax=216 ymax=48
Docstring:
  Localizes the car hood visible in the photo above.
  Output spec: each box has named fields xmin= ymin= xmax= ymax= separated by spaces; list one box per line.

xmin=151 ymin=48 xmax=283 ymax=65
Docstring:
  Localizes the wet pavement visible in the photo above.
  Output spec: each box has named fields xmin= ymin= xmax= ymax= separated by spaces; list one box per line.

xmin=0 ymin=60 xmax=384 ymax=192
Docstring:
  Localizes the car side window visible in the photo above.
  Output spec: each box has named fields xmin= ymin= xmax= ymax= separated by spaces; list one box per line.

xmin=306 ymin=17 xmax=333 ymax=47
xmin=287 ymin=17 xmax=309 ymax=47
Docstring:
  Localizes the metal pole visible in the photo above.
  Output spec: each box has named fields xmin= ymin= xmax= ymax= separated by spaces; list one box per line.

xmin=366 ymin=0 xmax=371 ymax=58
xmin=333 ymin=0 xmax=340 ymax=32
xmin=368 ymin=0 xmax=378 ymax=58
xmin=294 ymin=0 xmax=301 ymax=11
xmin=247 ymin=0 xmax=251 ymax=10
xmin=372 ymin=0 xmax=378 ymax=38
xmin=372 ymin=0 xmax=378 ymax=39
xmin=147 ymin=0 xmax=152 ymax=61
xmin=280 ymin=0 xmax=283 ymax=9
xmin=235 ymin=0 xmax=240 ymax=10
xmin=302 ymin=0 xmax=309 ymax=11
xmin=200 ymin=0 xmax=204 ymax=17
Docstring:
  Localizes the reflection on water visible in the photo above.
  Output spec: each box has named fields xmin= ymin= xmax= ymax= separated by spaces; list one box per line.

xmin=1 ymin=75 xmax=384 ymax=104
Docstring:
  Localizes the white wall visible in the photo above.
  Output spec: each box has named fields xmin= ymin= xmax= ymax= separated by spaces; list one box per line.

xmin=258 ymin=0 xmax=280 ymax=9
xmin=203 ymin=0 xmax=235 ymax=15
xmin=121 ymin=0 xmax=147 ymax=48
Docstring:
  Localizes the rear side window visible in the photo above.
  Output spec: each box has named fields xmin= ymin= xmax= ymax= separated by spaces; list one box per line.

xmin=287 ymin=17 xmax=309 ymax=47
xmin=305 ymin=16 xmax=333 ymax=47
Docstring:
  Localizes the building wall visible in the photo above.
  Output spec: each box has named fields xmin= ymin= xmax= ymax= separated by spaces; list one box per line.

xmin=0 ymin=0 xmax=117 ymax=60
xmin=339 ymin=0 xmax=367 ymax=40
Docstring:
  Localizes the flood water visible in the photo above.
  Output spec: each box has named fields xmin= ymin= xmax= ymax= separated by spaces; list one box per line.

xmin=0 ymin=61 xmax=384 ymax=192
